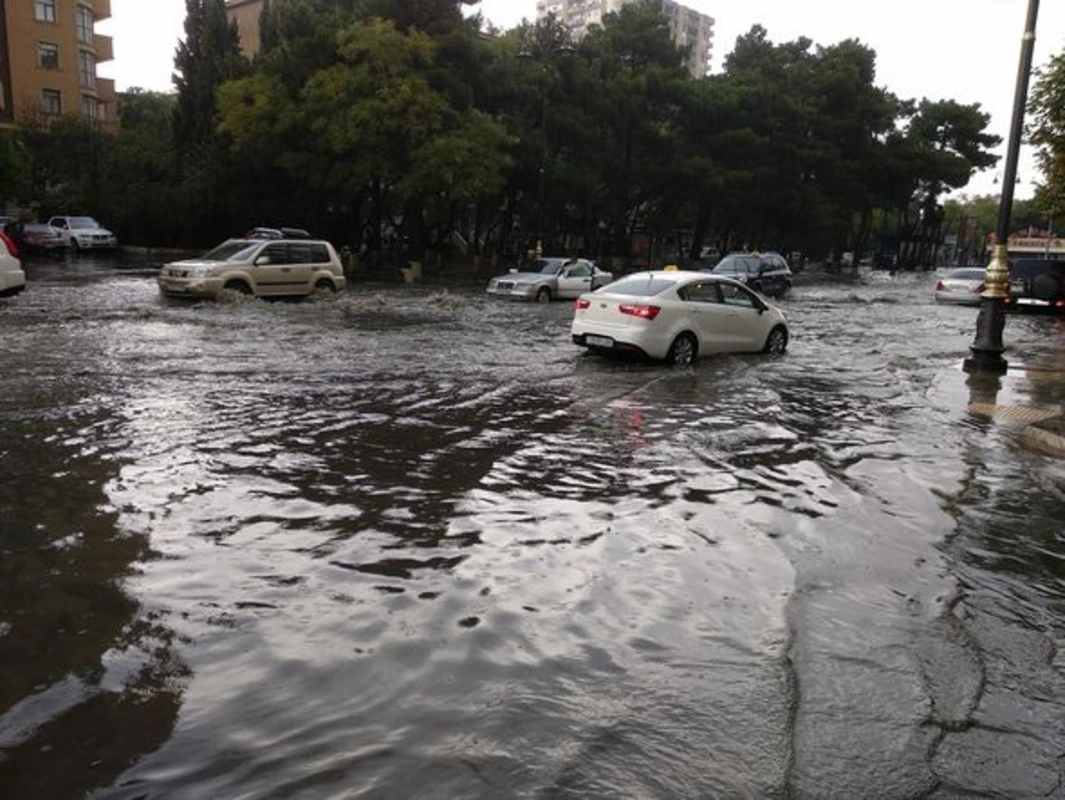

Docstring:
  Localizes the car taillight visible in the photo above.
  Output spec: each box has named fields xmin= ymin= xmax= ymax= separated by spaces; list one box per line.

xmin=619 ymin=304 xmax=661 ymax=320
xmin=1004 ymin=296 xmax=1015 ymax=307
xmin=575 ymin=298 xmax=590 ymax=310
xmin=935 ymin=281 xmax=944 ymax=290
xmin=1055 ymin=299 xmax=1065 ymax=309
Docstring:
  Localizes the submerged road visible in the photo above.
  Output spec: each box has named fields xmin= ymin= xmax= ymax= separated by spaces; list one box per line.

xmin=1 ymin=255 xmax=1063 ymax=797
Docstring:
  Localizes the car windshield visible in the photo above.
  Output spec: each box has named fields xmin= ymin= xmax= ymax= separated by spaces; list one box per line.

xmin=948 ymin=268 xmax=986 ymax=280
xmin=711 ymin=258 xmax=744 ymax=274
xmin=69 ymin=217 xmax=102 ymax=229
xmin=603 ymin=274 xmax=678 ymax=297
xmin=526 ymin=259 xmax=565 ymax=275
xmin=201 ymin=241 xmax=260 ymax=261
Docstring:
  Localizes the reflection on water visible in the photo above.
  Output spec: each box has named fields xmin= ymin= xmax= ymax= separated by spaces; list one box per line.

xmin=0 ymin=264 xmax=1062 ymax=796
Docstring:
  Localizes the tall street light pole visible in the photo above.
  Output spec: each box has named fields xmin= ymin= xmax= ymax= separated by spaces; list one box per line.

xmin=964 ymin=0 xmax=1040 ymax=374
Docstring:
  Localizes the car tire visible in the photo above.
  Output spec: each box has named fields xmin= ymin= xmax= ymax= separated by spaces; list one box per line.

xmin=224 ymin=279 xmax=252 ymax=295
xmin=314 ymin=278 xmax=336 ymax=294
xmin=666 ymin=332 xmax=697 ymax=366
xmin=1033 ymin=273 xmax=1062 ymax=302
xmin=70 ymin=239 xmax=80 ymax=252
xmin=536 ymin=287 xmax=551 ymax=303
xmin=763 ymin=325 xmax=788 ymax=354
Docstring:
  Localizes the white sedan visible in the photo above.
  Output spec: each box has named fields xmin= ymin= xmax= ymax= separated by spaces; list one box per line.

xmin=933 ymin=267 xmax=985 ymax=306
xmin=571 ymin=270 xmax=788 ymax=365
xmin=487 ymin=257 xmax=614 ymax=302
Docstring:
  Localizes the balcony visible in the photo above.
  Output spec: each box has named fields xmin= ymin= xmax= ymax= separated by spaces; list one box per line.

xmin=93 ymin=34 xmax=114 ymax=63
xmin=90 ymin=0 xmax=112 ymax=21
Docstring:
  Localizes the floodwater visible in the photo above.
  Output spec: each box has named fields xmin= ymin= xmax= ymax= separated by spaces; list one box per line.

xmin=1 ymin=255 xmax=1063 ymax=798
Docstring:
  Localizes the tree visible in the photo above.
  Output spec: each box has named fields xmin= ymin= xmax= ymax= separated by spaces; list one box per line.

xmin=1028 ymin=50 xmax=1065 ymax=224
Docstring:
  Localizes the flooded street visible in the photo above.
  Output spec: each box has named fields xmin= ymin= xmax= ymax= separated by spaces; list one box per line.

xmin=1 ymin=255 xmax=1063 ymax=798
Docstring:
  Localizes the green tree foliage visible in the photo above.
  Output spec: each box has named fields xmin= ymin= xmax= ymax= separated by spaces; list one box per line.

xmin=13 ymin=0 xmax=1022 ymax=264
xmin=1028 ymin=51 xmax=1065 ymax=221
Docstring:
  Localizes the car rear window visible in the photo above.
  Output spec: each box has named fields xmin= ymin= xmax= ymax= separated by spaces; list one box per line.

xmin=604 ymin=275 xmax=677 ymax=296
xmin=1010 ymin=259 xmax=1065 ymax=278
xmin=948 ymin=268 xmax=986 ymax=280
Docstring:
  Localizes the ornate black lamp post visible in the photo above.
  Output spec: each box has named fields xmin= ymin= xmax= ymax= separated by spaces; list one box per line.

xmin=964 ymin=0 xmax=1041 ymax=374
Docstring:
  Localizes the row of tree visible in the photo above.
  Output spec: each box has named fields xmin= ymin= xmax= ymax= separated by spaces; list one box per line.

xmin=1 ymin=0 xmax=1062 ymax=270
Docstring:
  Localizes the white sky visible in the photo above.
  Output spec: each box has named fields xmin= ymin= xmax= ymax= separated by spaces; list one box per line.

xmin=97 ymin=0 xmax=1065 ymax=199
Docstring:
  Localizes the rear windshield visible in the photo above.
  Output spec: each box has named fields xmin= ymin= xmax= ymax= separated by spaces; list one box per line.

xmin=602 ymin=274 xmax=677 ymax=297
xmin=1010 ymin=259 xmax=1065 ymax=277
xmin=948 ymin=268 xmax=986 ymax=280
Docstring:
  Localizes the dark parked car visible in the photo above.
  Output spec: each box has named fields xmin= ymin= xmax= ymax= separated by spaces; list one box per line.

xmin=19 ymin=223 xmax=67 ymax=256
xmin=707 ymin=251 xmax=793 ymax=298
xmin=1003 ymin=258 xmax=1065 ymax=313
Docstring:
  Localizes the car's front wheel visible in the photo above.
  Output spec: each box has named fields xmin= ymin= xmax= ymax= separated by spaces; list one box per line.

xmin=666 ymin=332 xmax=697 ymax=366
xmin=536 ymin=287 xmax=551 ymax=303
xmin=223 ymin=279 xmax=252 ymax=295
xmin=763 ymin=325 xmax=788 ymax=354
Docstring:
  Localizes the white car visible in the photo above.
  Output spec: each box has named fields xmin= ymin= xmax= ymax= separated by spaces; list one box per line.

xmin=487 ymin=257 xmax=614 ymax=302
xmin=934 ymin=267 xmax=985 ymax=306
xmin=47 ymin=215 xmax=118 ymax=251
xmin=157 ymin=236 xmax=347 ymax=300
xmin=0 ymin=234 xmax=26 ymax=297
xmin=571 ymin=270 xmax=788 ymax=365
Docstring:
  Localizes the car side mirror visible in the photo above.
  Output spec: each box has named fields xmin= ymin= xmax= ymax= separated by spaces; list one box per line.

xmin=255 ymin=256 xmax=271 ymax=266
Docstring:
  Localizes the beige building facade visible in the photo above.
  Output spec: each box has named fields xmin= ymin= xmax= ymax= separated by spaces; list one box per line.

xmin=0 ymin=0 xmax=116 ymax=129
xmin=536 ymin=0 xmax=714 ymax=78
xmin=226 ymin=0 xmax=263 ymax=58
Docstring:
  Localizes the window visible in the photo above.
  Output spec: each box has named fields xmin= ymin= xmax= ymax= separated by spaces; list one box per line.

xmin=75 ymin=5 xmax=93 ymax=43
xmin=78 ymin=50 xmax=95 ymax=89
xmin=719 ymin=282 xmax=756 ymax=308
xmin=37 ymin=42 xmax=59 ymax=70
xmin=82 ymin=95 xmax=98 ymax=121
xmin=682 ymin=282 xmax=721 ymax=303
xmin=34 ymin=0 xmax=56 ymax=22
xmin=41 ymin=89 xmax=62 ymax=116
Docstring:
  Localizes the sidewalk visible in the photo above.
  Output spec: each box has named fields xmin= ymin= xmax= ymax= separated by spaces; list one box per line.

xmin=939 ymin=354 xmax=1065 ymax=456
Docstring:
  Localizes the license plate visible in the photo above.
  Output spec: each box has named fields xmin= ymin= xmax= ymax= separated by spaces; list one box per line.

xmin=1017 ymin=297 xmax=1048 ymax=306
xmin=585 ymin=334 xmax=613 ymax=347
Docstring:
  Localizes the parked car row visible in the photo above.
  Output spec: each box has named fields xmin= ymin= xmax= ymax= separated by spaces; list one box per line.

xmin=0 ymin=215 xmax=118 ymax=256
xmin=935 ymin=261 xmax=1065 ymax=313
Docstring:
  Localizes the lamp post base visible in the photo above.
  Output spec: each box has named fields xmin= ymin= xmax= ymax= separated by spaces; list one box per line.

xmin=963 ymin=297 xmax=1008 ymax=375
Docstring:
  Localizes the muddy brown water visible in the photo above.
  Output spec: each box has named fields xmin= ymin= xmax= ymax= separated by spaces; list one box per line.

xmin=1 ymin=257 xmax=1063 ymax=798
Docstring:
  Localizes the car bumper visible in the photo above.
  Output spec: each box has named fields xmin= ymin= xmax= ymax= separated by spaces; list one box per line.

xmin=486 ymin=286 xmax=539 ymax=300
xmin=571 ymin=318 xmax=669 ymax=360
xmin=934 ymin=292 xmax=982 ymax=306
xmin=157 ymin=276 xmax=223 ymax=298
xmin=1005 ymin=296 xmax=1065 ymax=313
xmin=73 ymin=237 xmax=117 ymax=249
xmin=0 ymin=270 xmax=26 ymax=296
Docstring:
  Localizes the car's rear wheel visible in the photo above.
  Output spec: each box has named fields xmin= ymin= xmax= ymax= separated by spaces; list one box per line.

xmin=763 ymin=325 xmax=788 ymax=354
xmin=536 ymin=287 xmax=551 ymax=303
xmin=224 ymin=279 xmax=252 ymax=295
xmin=666 ymin=332 xmax=697 ymax=366
xmin=314 ymin=278 xmax=336 ymax=294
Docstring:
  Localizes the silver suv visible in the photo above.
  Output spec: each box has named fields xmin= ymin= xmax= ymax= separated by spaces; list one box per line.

xmin=158 ymin=237 xmax=347 ymax=300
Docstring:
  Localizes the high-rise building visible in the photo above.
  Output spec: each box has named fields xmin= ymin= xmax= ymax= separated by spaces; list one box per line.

xmin=0 ymin=0 xmax=116 ymax=129
xmin=535 ymin=0 xmax=714 ymax=78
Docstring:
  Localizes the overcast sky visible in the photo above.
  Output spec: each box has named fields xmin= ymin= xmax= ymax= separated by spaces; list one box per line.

xmin=98 ymin=0 xmax=1065 ymax=199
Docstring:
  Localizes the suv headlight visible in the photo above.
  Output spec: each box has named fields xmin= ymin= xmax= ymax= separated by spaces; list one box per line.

xmin=188 ymin=265 xmax=213 ymax=277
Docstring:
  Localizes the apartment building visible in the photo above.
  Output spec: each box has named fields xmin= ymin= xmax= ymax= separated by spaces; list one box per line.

xmin=226 ymin=0 xmax=262 ymax=58
xmin=0 ymin=0 xmax=116 ymax=129
xmin=536 ymin=0 xmax=714 ymax=78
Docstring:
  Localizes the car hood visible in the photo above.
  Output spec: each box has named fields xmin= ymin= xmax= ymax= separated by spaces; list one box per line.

xmin=165 ymin=259 xmax=226 ymax=270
